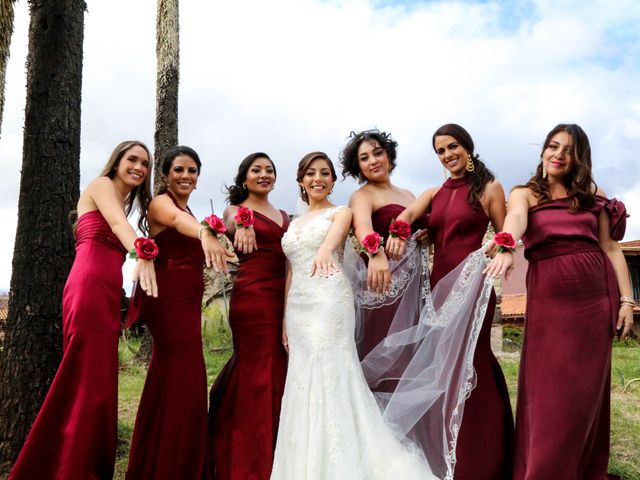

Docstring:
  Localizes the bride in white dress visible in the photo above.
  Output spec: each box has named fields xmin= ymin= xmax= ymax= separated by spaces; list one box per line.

xmin=271 ymin=152 xmax=436 ymax=480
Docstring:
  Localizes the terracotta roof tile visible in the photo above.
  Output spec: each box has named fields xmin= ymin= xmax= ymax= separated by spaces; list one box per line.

xmin=501 ymin=294 xmax=527 ymax=317
xmin=620 ymin=239 xmax=640 ymax=249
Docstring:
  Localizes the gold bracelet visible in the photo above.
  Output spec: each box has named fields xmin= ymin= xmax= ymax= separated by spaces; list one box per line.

xmin=197 ymin=225 xmax=208 ymax=241
xmin=620 ymin=295 xmax=635 ymax=303
xmin=620 ymin=301 xmax=636 ymax=308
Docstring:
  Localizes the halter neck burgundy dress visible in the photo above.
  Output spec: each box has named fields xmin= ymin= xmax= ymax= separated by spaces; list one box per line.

xmin=428 ymin=176 xmax=514 ymax=480
xmin=514 ymin=197 xmax=625 ymax=480
xmin=126 ymin=193 xmax=209 ymax=479
xmin=209 ymin=210 xmax=289 ymax=480
xmin=9 ymin=210 xmax=126 ymax=480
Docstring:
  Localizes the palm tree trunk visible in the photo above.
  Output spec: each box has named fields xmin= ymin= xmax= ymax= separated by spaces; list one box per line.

xmin=137 ymin=0 xmax=180 ymax=364
xmin=0 ymin=0 xmax=16 ymax=138
xmin=0 ymin=0 xmax=85 ymax=473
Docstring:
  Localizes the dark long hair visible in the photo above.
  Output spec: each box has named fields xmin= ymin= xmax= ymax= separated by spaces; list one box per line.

xmin=99 ymin=140 xmax=153 ymax=234
xmin=296 ymin=152 xmax=337 ymax=204
xmin=340 ymin=129 xmax=398 ymax=183
xmin=225 ymin=152 xmax=275 ymax=205
xmin=520 ymin=123 xmax=595 ymax=211
xmin=157 ymin=145 xmax=202 ymax=195
xmin=432 ymin=124 xmax=494 ymax=210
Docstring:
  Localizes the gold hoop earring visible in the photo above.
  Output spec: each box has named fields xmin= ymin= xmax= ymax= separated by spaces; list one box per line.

xmin=465 ymin=154 xmax=475 ymax=173
xmin=242 ymin=183 xmax=247 ymax=191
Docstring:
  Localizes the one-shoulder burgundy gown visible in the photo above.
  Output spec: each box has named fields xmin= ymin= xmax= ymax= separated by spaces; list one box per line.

xmin=514 ymin=197 xmax=625 ymax=480
xmin=126 ymin=194 xmax=209 ymax=479
xmin=428 ymin=177 xmax=514 ymax=480
xmin=209 ymin=211 xmax=289 ymax=480
xmin=356 ymin=203 xmax=426 ymax=362
xmin=10 ymin=210 xmax=126 ymax=480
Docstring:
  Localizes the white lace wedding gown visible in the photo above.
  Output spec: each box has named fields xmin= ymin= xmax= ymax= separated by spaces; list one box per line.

xmin=271 ymin=207 xmax=437 ymax=480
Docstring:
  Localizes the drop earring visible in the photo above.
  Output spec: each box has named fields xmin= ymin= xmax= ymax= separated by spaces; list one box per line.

xmin=465 ymin=154 xmax=475 ymax=173
xmin=542 ymin=164 xmax=547 ymax=179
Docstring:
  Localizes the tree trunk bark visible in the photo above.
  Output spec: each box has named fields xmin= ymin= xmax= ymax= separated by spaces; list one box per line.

xmin=137 ymin=0 xmax=180 ymax=364
xmin=0 ymin=0 xmax=85 ymax=473
xmin=153 ymin=0 xmax=179 ymax=194
xmin=0 ymin=0 xmax=16 ymax=138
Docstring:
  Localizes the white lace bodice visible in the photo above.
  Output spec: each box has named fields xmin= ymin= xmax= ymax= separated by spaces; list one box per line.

xmin=282 ymin=206 xmax=347 ymax=275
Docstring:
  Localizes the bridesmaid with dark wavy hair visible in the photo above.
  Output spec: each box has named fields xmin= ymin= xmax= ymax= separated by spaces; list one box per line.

xmin=341 ymin=129 xmax=426 ymax=361
xmin=126 ymin=146 xmax=232 ymax=480
xmin=486 ymin=124 xmax=634 ymax=479
xmin=387 ymin=123 xmax=513 ymax=479
xmin=10 ymin=141 xmax=158 ymax=480
xmin=209 ymin=153 xmax=290 ymax=480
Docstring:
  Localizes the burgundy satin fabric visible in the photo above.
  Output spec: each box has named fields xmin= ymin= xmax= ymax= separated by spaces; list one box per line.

xmin=515 ymin=199 xmax=620 ymax=480
xmin=10 ymin=210 xmax=125 ymax=480
xmin=428 ymin=176 xmax=514 ymax=480
xmin=356 ymin=203 xmax=427 ymax=362
xmin=126 ymin=195 xmax=209 ymax=479
xmin=209 ymin=211 xmax=289 ymax=480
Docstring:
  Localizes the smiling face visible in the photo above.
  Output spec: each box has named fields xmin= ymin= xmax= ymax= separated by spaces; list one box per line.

xmin=541 ymin=131 xmax=574 ymax=180
xmin=357 ymin=140 xmax=390 ymax=182
xmin=245 ymin=157 xmax=276 ymax=195
xmin=114 ymin=145 xmax=150 ymax=189
xmin=300 ymin=158 xmax=335 ymax=203
xmin=166 ymin=154 xmax=199 ymax=198
xmin=434 ymin=134 xmax=468 ymax=178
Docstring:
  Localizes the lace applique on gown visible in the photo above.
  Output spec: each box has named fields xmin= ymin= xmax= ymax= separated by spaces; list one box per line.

xmin=271 ymin=207 xmax=435 ymax=480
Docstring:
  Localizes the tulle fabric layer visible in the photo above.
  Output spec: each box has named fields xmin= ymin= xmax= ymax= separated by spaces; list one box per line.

xmin=344 ymin=238 xmax=492 ymax=480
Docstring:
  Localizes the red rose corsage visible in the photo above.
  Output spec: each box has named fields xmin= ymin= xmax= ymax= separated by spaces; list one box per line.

xmin=361 ymin=232 xmax=383 ymax=257
xmin=234 ymin=206 xmax=255 ymax=228
xmin=202 ymin=214 xmax=227 ymax=235
xmin=388 ymin=219 xmax=411 ymax=241
xmin=494 ymin=232 xmax=517 ymax=253
xmin=129 ymin=237 xmax=159 ymax=260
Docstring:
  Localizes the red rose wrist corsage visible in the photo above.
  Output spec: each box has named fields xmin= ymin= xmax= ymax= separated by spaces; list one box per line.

xmin=388 ymin=219 xmax=411 ymax=241
xmin=234 ymin=206 xmax=255 ymax=228
xmin=129 ymin=237 xmax=159 ymax=260
xmin=494 ymin=232 xmax=517 ymax=253
xmin=361 ymin=232 xmax=383 ymax=257
xmin=200 ymin=214 xmax=227 ymax=239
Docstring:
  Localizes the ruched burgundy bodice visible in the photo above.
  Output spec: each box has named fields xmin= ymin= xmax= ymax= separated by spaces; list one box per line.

xmin=10 ymin=210 xmax=126 ymax=480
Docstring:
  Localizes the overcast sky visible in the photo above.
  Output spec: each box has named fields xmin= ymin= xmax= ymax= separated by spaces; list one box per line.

xmin=1 ymin=0 xmax=639 ymax=290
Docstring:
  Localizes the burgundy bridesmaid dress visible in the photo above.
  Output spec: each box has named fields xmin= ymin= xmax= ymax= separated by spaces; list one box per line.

xmin=209 ymin=211 xmax=289 ymax=480
xmin=356 ymin=203 xmax=426 ymax=362
xmin=514 ymin=197 xmax=625 ymax=480
xmin=126 ymin=194 xmax=209 ymax=479
xmin=428 ymin=176 xmax=514 ymax=480
xmin=9 ymin=210 xmax=126 ymax=480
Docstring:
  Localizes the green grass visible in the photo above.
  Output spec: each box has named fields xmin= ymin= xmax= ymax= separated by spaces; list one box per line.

xmin=115 ymin=335 xmax=231 ymax=478
xmin=113 ymin=333 xmax=639 ymax=479
xmin=499 ymin=338 xmax=640 ymax=480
